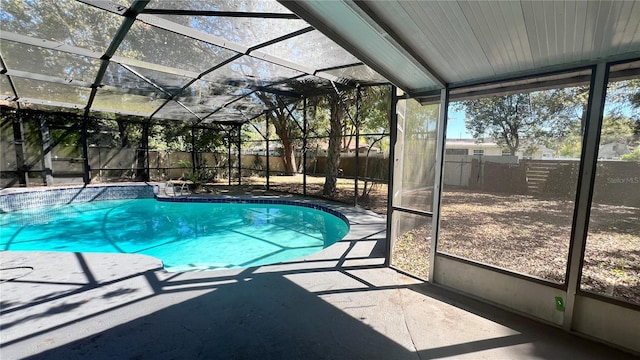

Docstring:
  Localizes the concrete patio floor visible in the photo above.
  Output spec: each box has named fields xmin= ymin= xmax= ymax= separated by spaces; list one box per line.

xmin=0 ymin=196 xmax=636 ymax=360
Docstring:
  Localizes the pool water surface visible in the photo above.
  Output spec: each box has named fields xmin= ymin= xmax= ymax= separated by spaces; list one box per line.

xmin=0 ymin=199 xmax=349 ymax=271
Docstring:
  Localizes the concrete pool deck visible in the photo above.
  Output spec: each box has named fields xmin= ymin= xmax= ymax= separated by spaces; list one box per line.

xmin=0 ymin=195 xmax=636 ymax=359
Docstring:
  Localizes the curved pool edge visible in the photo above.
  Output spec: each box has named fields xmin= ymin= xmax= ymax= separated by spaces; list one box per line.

xmin=155 ymin=195 xmax=351 ymax=230
xmin=0 ymin=184 xmax=386 ymax=273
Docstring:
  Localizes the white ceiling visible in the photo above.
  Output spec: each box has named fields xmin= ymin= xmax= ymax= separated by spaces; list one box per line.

xmin=282 ymin=0 xmax=640 ymax=95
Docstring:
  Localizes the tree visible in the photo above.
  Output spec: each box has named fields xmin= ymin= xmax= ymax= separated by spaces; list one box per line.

xmin=358 ymin=86 xmax=391 ymax=198
xmin=255 ymin=93 xmax=302 ymax=175
xmin=322 ymin=91 xmax=349 ymax=197
xmin=609 ymin=78 xmax=640 ymax=140
xmin=457 ymin=88 xmax=585 ymax=155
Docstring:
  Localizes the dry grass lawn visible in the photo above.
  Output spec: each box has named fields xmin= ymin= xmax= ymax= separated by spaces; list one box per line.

xmin=392 ymin=188 xmax=639 ymax=305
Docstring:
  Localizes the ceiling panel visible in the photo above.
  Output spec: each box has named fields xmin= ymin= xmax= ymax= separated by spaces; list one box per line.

xmin=0 ymin=0 xmax=122 ymax=53
xmin=1 ymin=75 xmax=15 ymax=101
xmin=92 ymin=86 xmax=168 ymax=118
xmin=115 ymin=20 xmax=240 ymax=75
xmin=2 ymin=0 xmax=639 ymax=123
xmin=201 ymin=107 xmax=250 ymax=124
xmin=281 ymin=0 xmax=441 ymax=92
xmin=152 ymin=14 xmax=308 ymax=49
xmin=11 ymin=77 xmax=91 ymax=108
xmin=289 ymin=0 xmax=640 ymax=92
xmin=457 ymin=1 xmax=533 ymax=74
xmin=111 ymin=64 xmax=194 ymax=97
xmin=153 ymin=101 xmax=200 ymax=122
xmin=366 ymin=0 xmax=489 ymax=83
xmin=257 ymin=29 xmax=360 ymax=71
xmin=0 ymin=0 xmax=390 ymax=123
xmin=145 ymin=0 xmax=294 ymax=13
xmin=201 ymin=55 xmax=304 ymax=88
xmin=0 ymin=39 xmax=101 ymax=84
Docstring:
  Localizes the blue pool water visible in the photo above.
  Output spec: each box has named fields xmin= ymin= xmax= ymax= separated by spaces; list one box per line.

xmin=0 ymin=199 xmax=349 ymax=271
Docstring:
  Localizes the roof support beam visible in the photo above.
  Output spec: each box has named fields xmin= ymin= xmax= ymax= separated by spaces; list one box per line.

xmin=4 ymin=69 xmax=94 ymax=89
xmin=140 ymin=9 xmax=300 ymax=19
xmin=77 ymin=0 xmax=130 ymax=15
xmin=279 ymin=0 xmax=408 ymax=92
xmin=0 ymin=54 xmax=19 ymax=106
xmin=84 ymin=0 xmax=150 ymax=117
xmin=351 ymin=0 xmax=446 ymax=88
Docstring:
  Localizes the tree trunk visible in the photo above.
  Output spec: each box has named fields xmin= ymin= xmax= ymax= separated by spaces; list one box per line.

xmin=135 ymin=122 xmax=148 ymax=181
xmin=281 ymin=138 xmax=297 ymax=175
xmin=117 ymin=120 xmax=129 ymax=148
xmin=12 ymin=117 xmax=28 ymax=186
xmin=270 ymin=110 xmax=297 ymax=176
xmin=323 ymin=99 xmax=343 ymax=197
xmin=361 ymin=137 xmax=383 ymax=198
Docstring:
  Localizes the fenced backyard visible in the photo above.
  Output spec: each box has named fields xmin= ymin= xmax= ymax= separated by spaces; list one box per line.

xmin=3 ymin=142 xmax=637 ymax=304
xmin=392 ymin=188 xmax=640 ymax=305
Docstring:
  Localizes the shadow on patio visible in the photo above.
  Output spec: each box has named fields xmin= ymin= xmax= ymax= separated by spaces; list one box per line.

xmin=0 ymin=219 xmax=635 ymax=360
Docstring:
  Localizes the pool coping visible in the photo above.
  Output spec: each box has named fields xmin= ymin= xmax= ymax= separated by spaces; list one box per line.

xmin=155 ymin=194 xmax=351 ymax=226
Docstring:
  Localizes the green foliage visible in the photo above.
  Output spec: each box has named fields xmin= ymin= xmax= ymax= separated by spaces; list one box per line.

xmin=558 ymin=135 xmax=582 ymax=158
xmin=455 ymin=88 xmax=586 ymax=155
xmin=621 ymin=147 xmax=640 ymax=161
xmin=359 ymin=86 xmax=391 ymax=134
xmin=600 ymin=115 xmax=636 ymax=145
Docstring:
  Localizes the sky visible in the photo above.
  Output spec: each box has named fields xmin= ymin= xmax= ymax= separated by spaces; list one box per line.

xmin=445 ymin=108 xmax=472 ymax=139
xmin=444 ymin=98 xmax=637 ymax=140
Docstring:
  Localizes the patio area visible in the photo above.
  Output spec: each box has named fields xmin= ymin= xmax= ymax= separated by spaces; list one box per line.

xmin=1 ymin=1 xmax=639 ymax=356
xmin=0 ymin=195 xmax=634 ymax=359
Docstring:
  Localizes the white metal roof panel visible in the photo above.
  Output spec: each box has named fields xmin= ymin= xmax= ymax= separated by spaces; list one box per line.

xmin=288 ymin=0 xmax=640 ymax=93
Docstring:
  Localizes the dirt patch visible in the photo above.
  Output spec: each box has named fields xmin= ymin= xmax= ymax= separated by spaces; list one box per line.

xmin=392 ymin=188 xmax=640 ymax=305
xmin=244 ymin=175 xmax=389 ymax=215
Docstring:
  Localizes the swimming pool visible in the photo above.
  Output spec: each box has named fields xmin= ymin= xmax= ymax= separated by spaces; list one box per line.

xmin=0 ymin=198 xmax=350 ymax=272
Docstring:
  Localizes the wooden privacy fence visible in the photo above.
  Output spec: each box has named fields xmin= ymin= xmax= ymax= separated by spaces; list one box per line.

xmin=444 ymin=156 xmax=639 ymax=207
xmin=26 ymin=148 xmax=388 ymax=184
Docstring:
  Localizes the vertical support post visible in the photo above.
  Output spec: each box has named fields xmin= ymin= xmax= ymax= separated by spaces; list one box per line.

xmin=563 ymin=63 xmax=609 ymax=330
xmin=191 ymin=126 xmax=196 ymax=177
xmin=98 ymin=146 xmax=102 ymax=182
xmin=227 ymin=131 xmax=232 ymax=186
xmin=354 ymin=86 xmax=361 ymax=206
xmin=81 ymin=116 xmax=91 ymax=185
xmin=12 ymin=113 xmax=28 ymax=187
xmin=40 ymin=115 xmax=54 ymax=186
xmin=303 ymin=98 xmax=307 ymax=196
xmin=237 ymin=124 xmax=242 ymax=185
xmin=384 ymin=86 xmax=398 ymax=266
xmin=144 ymin=121 xmax=150 ymax=182
xmin=265 ymin=112 xmax=270 ymax=190
xmin=430 ymin=88 xmax=449 ymax=282
xmin=138 ymin=121 xmax=150 ymax=182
